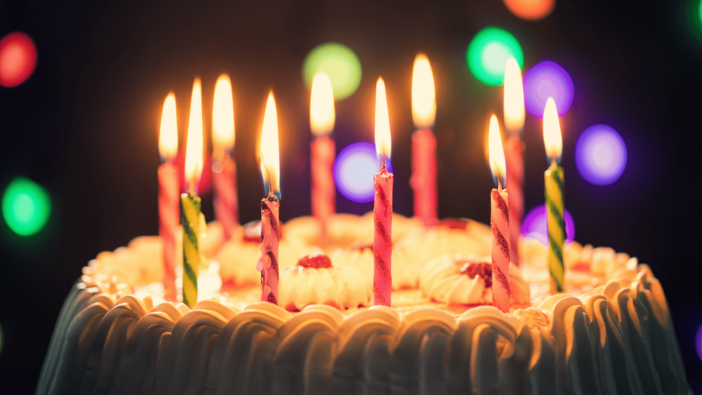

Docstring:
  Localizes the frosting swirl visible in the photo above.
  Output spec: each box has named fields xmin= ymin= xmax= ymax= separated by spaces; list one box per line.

xmin=278 ymin=254 xmax=371 ymax=311
xmin=419 ymin=255 xmax=530 ymax=306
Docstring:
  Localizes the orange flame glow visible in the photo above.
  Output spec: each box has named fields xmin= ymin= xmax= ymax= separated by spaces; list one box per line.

xmin=310 ymin=72 xmax=335 ymax=136
xmin=543 ymin=97 xmax=562 ymax=161
xmin=159 ymin=93 xmax=178 ymax=161
xmin=185 ymin=78 xmax=204 ymax=191
xmin=259 ymin=91 xmax=280 ymax=195
xmin=411 ymin=54 xmax=436 ymax=129
xmin=375 ymin=78 xmax=392 ymax=160
xmin=212 ymin=74 xmax=235 ymax=160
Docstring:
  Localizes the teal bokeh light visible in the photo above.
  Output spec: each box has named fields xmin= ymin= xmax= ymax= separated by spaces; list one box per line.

xmin=2 ymin=177 xmax=51 ymax=236
xmin=467 ymin=27 xmax=524 ymax=86
xmin=303 ymin=43 xmax=362 ymax=100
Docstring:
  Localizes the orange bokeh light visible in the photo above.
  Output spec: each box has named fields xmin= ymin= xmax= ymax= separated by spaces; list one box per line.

xmin=0 ymin=32 xmax=37 ymax=88
xmin=503 ymin=0 xmax=555 ymax=21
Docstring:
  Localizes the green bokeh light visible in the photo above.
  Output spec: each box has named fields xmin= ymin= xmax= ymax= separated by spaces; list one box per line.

xmin=699 ymin=0 xmax=702 ymax=25
xmin=2 ymin=177 xmax=51 ymax=236
xmin=467 ymin=27 xmax=524 ymax=86
xmin=303 ymin=43 xmax=362 ymax=100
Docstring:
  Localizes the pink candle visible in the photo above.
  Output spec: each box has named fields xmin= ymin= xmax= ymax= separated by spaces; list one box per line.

xmin=503 ymin=57 xmax=525 ymax=265
xmin=411 ymin=54 xmax=438 ymax=227
xmin=158 ymin=162 xmax=179 ymax=301
xmin=256 ymin=91 xmax=281 ymax=305
xmin=212 ymin=74 xmax=238 ymax=241
xmin=488 ymin=115 xmax=511 ymax=313
xmin=158 ymin=93 xmax=179 ymax=301
xmin=258 ymin=196 xmax=280 ymax=304
xmin=504 ymin=137 xmax=523 ymax=265
xmin=373 ymin=78 xmax=393 ymax=306
xmin=311 ymin=136 xmax=335 ymax=232
xmin=411 ymin=129 xmax=437 ymax=226
xmin=212 ymin=156 xmax=238 ymax=240
xmin=310 ymin=72 xmax=336 ymax=240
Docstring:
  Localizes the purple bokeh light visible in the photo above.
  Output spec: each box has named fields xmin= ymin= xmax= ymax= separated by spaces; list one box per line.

xmin=576 ymin=124 xmax=627 ymax=185
xmin=696 ymin=322 xmax=702 ymax=362
xmin=521 ymin=204 xmax=575 ymax=246
xmin=523 ymin=60 xmax=574 ymax=117
xmin=334 ymin=142 xmax=392 ymax=203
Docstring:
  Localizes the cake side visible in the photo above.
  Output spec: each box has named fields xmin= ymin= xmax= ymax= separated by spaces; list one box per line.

xmin=35 ymin=237 xmax=691 ymax=395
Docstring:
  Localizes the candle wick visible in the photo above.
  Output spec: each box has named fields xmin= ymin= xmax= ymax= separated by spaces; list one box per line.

xmin=498 ymin=178 xmax=503 ymax=191
xmin=381 ymin=154 xmax=387 ymax=173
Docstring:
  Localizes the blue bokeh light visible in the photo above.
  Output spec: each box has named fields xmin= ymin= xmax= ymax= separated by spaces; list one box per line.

xmin=576 ymin=124 xmax=627 ymax=185
xmin=334 ymin=142 xmax=392 ymax=203
xmin=521 ymin=204 xmax=575 ymax=246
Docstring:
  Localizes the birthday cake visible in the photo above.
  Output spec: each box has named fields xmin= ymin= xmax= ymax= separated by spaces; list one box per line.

xmin=35 ymin=215 xmax=691 ymax=395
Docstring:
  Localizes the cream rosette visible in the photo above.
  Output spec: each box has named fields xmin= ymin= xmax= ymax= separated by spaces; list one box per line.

xmin=216 ymin=220 xmax=310 ymax=287
xmin=419 ymin=255 xmax=530 ymax=306
xmin=278 ymin=254 xmax=371 ymax=311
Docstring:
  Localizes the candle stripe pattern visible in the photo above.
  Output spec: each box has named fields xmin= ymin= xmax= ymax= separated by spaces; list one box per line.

xmin=505 ymin=137 xmax=524 ymax=265
xmin=373 ymin=171 xmax=393 ymax=306
xmin=311 ymin=137 xmax=335 ymax=238
xmin=545 ymin=165 xmax=565 ymax=292
xmin=257 ymin=197 xmax=280 ymax=305
xmin=212 ymin=157 xmax=239 ymax=241
xmin=411 ymin=129 xmax=438 ymax=227
xmin=491 ymin=189 xmax=511 ymax=312
xmin=158 ymin=163 xmax=179 ymax=301
xmin=180 ymin=193 xmax=201 ymax=308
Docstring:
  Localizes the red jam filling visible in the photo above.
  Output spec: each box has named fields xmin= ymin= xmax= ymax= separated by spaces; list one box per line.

xmin=297 ymin=254 xmax=333 ymax=269
xmin=440 ymin=218 xmax=469 ymax=231
xmin=457 ymin=259 xmax=493 ymax=288
xmin=242 ymin=221 xmax=262 ymax=243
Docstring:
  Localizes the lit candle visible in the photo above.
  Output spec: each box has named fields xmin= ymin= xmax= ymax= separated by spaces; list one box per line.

xmin=543 ymin=97 xmax=565 ymax=293
xmin=158 ymin=93 xmax=179 ymax=301
xmin=181 ymin=78 xmax=205 ymax=308
xmin=488 ymin=115 xmax=511 ymax=313
xmin=256 ymin=92 xmax=281 ymax=305
xmin=309 ymin=72 xmax=335 ymax=241
xmin=211 ymin=74 xmax=239 ymax=241
xmin=373 ymin=78 xmax=393 ymax=306
xmin=410 ymin=54 xmax=438 ymax=227
xmin=503 ymin=57 xmax=525 ymax=266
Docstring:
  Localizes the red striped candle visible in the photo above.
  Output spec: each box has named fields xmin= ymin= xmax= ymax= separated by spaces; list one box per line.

xmin=373 ymin=78 xmax=393 ymax=306
xmin=488 ymin=115 xmax=510 ymax=313
xmin=503 ymin=57 xmax=525 ymax=265
xmin=309 ymin=72 xmax=336 ymax=241
xmin=158 ymin=93 xmax=179 ymax=301
xmin=411 ymin=54 xmax=438 ymax=227
xmin=212 ymin=156 xmax=238 ymax=240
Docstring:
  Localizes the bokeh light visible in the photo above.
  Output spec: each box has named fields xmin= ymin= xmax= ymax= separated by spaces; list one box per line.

xmin=467 ymin=27 xmax=524 ymax=86
xmin=334 ymin=142 xmax=393 ymax=203
xmin=699 ymin=0 xmax=702 ymax=26
xmin=576 ymin=124 xmax=627 ymax=185
xmin=696 ymin=322 xmax=702 ymax=362
xmin=523 ymin=60 xmax=573 ymax=117
xmin=2 ymin=177 xmax=51 ymax=236
xmin=0 ymin=32 xmax=37 ymax=88
xmin=303 ymin=43 xmax=362 ymax=100
xmin=521 ymin=204 xmax=575 ymax=245
xmin=503 ymin=0 xmax=555 ymax=21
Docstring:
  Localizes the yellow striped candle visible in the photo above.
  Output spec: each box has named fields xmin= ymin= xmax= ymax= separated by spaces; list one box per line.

xmin=180 ymin=193 xmax=200 ymax=307
xmin=543 ymin=98 xmax=565 ymax=293
xmin=181 ymin=77 xmax=205 ymax=307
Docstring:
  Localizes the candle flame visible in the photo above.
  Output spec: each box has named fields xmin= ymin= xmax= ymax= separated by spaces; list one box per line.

xmin=411 ymin=53 xmax=436 ymax=129
xmin=503 ymin=57 xmax=524 ymax=136
xmin=488 ymin=115 xmax=507 ymax=185
xmin=543 ymin=97 xmax=563 ymax=161
xmin=185 ymin=78 xmax=204 ymax=192
xmin=212 ymin=74 xmax=235 ymax=160
xmin=310 ymin=72 xmax=335 ymax=136
xmin=375 ymin=77 xmax=392 ymax=161
xmin=260 ymin=91 xmax=280 ymax=196
xmin=159 ymin=93 xmax=178 ymax=161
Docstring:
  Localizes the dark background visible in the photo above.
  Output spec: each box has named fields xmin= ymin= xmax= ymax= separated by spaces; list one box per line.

xmin=1 ymin=0 xmax=701 ymax=391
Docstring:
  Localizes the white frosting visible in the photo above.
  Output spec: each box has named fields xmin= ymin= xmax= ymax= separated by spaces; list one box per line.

xmin=278 ymin=263 xmax=371 ymax=311
xmin=419 ymin=255 xmax=531 ymax=306
xmin=37 ymin=227 xmax=691 ymax=395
